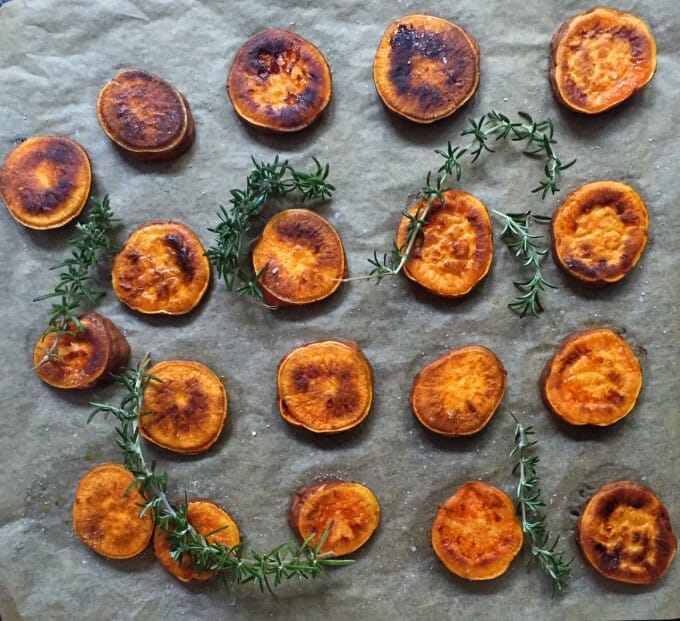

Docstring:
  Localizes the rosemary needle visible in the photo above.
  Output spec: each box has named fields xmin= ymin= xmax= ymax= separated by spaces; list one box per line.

xmin=89 ymin=355 xmax=352 ymax=592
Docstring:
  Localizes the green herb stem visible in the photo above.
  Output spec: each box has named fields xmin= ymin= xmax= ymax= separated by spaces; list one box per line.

xmin=89 ymin=355 xmax=351 ymax=592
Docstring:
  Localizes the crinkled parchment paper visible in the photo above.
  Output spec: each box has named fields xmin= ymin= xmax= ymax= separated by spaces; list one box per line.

xmin=0 ymin=0 xmax=678 ymax=619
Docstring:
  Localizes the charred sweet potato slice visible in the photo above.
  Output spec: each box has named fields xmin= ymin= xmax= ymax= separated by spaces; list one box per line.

xmin=139 ymin=360 xmax=227 ymax=454
xmin=153 ymin=500 xmax=240 ymax=582
xmin=112 ymin=221 xmax=210 ymax=315
xmin=289 ymin=479 xmax=380 ymax=556
xmin=396 ymin=189 xmax=493 ymax=297
xmin=277 ymin=340 xmax=373 ymax=433
xmin=549 ymin=7 xmax=657 ymax=114
xmin=541 ymin=328 xmax=642 ymax=426
xmin=33 ymin=312 xmax=130 ymax=389
xmin=411 ymin=345 xmax=505 ymax=436
xmin=552 ymin=181 xmax=649 ymax=286
xmin=227 ymin=29 xmax=332 ymax=132
xmin=0 ymin=136 xmax=91 ymax=229
xmin=251 ymin=208 xmax=346 ymax=307
xmin=576 ymin=481 xmax=676 ymax=584
xmin=431 ymin=481 xmax=523 ymax=580
xmin=97 ymin=68 xmax=194 ymax=160
xmin=72 ymin=463 xmax=154 ymax=559
xmin=373 ymin=14 xmax=480 ymax=123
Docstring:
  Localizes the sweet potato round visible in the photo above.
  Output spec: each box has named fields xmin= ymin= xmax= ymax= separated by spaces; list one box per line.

xmin=373 ymin=14 xmax=480 ymax=123
xmin=411 ymin=345 xmax=506 ymax=436
xmin=227 ymin=29 xmax=332 ymax=132
xmin=289 ymin=479 xmax=380 ymax=556
xmin=251 ymin=208 xmax=346 ymax=307
xmin=396 ymin=189 xmax=493 ymax=297
xmin=0 ymin=136 xmax=91 ymax=229
xmin=277 ymin=340 xmax=373 ymax=433
xmin=33 ymin=312 xmax=130 ymax=389
xmin=139 ymin=360 xmax=227 ymax=454
xmin=576 ymin=481 xmax=676 ymax=584
xmin=153 ymin=500 xmax=240 ymax=582
xmin=112 ymin=221 xmax=211 ymax=315
xmin=541 ymin=328 xmax=642 ymax=426
xmin=549 ymin=7 xmax=657 ymax=114
xmin=551 ymin=180 xmax=649 ymax=285
xmin=97 ymin=68 xmax=194 ymax=160
xmin=432 ymin=481 xmax=523 ymax=580
xmin=72 ymin=463 xmax=154 ymax=559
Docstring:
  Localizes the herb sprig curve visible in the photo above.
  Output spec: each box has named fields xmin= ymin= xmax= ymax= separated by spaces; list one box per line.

xmin=89 ymin=355 xmax=352 ymax=592
xmin=206 ymin=156 xmax=335 ymax=302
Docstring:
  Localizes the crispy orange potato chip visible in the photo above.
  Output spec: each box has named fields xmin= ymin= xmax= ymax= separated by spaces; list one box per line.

xmin=277 ymin=340 xmax=373 ymax=433
xmin=251 ymin=208 xmax=346 ymax=307
xmin=396 ymin=189 xmax=493 ymax=297
xmin=112 ymin=221 xmax=211 ymax=315
xmin=289 ymin=479 xmax=380 ymax=556
xmin=139 ymin=360 xmax=227 ymax=454
xmin=153 ymin=500 xmax=240 ymax=582
xmin=33 ymin=312 xmax=130 ymax=389
xmin=576 ymin=481 xmax=676 ymax=584
xmin=411 ymin=345 xmax=506 ymax=436
xmin=552 ymin=181 xmax=649 ymax=286
xmin=97 ymin=69 xmax=195 ymax=160
xmin=373 ymin=14 xmax=480 ymax=123
xmin=549 ymin=7 xmax=657 ymax=114
xmin=541 ymin=328 xmax=642 ymax=426
xmin=0 ymin=136 xmax=91 ymax=229
xmin=72 ymin=463 xmax=153 ymax=559
xmin=431 ymin=481 xmax=523 ymax=580
xmin=227 ymin=29 xmax=332 ymax=132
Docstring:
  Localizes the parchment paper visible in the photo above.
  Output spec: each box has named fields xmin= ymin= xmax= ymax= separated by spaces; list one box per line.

xmin=0 ymin=1 xmax=678 ymax=619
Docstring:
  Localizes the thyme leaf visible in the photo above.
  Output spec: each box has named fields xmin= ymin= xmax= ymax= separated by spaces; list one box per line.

xmin=33 ymin=196 xmax=117 ymax=365
xmin=206 ymin=156 xmax=334 ymax=302
xmin=510 ymin=414 xmax=572 ymax=592
xmin=89 ymin=355 xmax=352 ymax=591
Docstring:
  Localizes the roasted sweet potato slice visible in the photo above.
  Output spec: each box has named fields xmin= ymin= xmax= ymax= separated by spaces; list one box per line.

xmin=33 ymin=312 xmax=130 ymax=389
xmin=289 ymin=479 xmax=380 ymax=556
xmin=552 ymin=180 xmax=649 ymax=286
xmin=431 ymin=481 xmax=523 ymax=580
xmin=549 ymin=7 xmax=657 ymax=114
xmin=576 ymin=481 xmax=676 ymax=584
xmin=0 ymin=136 xmax=91 ymax=229
xmin=277 ymin=340 xmax=372 ymax=433
xmin=396 ymin=189 xmax=493 ymax=297
xmin=112 ymin=221 xmax=211 ymax=315
xmin=541 ymin=328 xmax=642 ymax=426
xmin=72 ymin=463 xmax=154 ymax=559
xmin=227 ymin=29 xmax=332 ymax=132
xmin=373 ymin=14 xmax=480 ymax=123
xmin=153 ymin=500 xmax=240 ymax=582
xmin=251 ymin=208 xmax=346 ymax=307
xmin=139 ymin=360 xmax=227 ymax=454
xmin=410 ymin=345 xmax=505 ymax=436
xmin=97 ymin=68 xmax=195 ymax=160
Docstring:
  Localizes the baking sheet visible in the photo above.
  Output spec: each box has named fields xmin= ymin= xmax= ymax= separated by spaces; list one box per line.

xmin=0 ymin=1 xmax=678 ymax=619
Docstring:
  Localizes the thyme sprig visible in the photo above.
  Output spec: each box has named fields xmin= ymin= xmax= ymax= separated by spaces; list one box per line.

xmin=491 ymin=210 xmax=556 ymax=317
xmin=89 ymin=355 xmax=351 ymax=592
xmin=510 ymin=414 xmax=572 ymax=592
xmin=363 ymin=111 xmax=573 ymax=299
xmin=33 ymin=196 xmax=116 ymax=364
xmin=206 ymin=156 xmax=335 ymax=302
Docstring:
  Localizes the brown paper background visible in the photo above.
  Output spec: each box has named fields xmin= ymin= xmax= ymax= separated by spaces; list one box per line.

xmin=0 ymin=1 xmax=678 ymax=619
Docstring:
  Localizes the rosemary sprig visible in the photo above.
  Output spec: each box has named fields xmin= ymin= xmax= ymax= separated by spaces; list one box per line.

xmin=510 ymin=414 xmax=572 ymax=592
xmin=491 ymin=210 xmax=556 ymax=317
xmin=89 ymin=355 xmax=351 ymax=591
xmin=206 ymin=155 xmax=335 ymax=302
xmin=363 ymin=110 xmax=574 ymax=293
xmin=33 ymin=195 xmax=116 ymax=364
